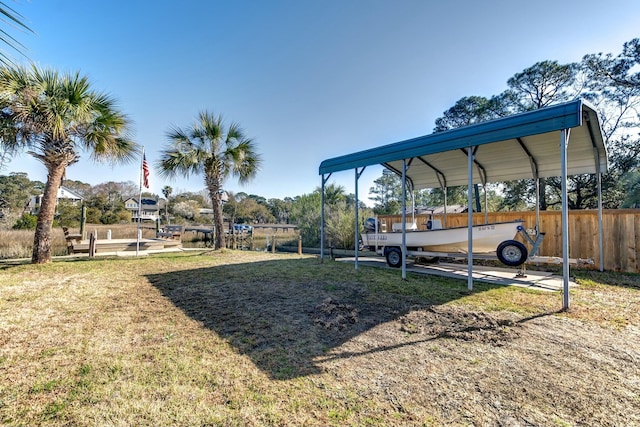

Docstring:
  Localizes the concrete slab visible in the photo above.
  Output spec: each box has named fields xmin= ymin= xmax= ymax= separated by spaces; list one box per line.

xmin=337 ymin=257 xmax=576 ymax=292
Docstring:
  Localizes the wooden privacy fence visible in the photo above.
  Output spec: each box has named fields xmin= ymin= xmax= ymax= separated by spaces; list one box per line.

xmin=376 ymin=210 xmax=640 ymax=273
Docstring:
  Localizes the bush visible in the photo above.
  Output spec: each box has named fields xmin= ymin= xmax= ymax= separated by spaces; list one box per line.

xmin=100 ymin=211 xmax=119 ymax=224
xmin=117 ymin=210 xmax=131 ymax=223
xmin=86 ymin=207 xmax=101 ymax=223
xmin=12 ymin=213 xmax=38 ymax=230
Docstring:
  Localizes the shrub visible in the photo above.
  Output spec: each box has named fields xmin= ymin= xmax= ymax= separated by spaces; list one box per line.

xmin=100 ymin=211 xmax=119 ymax=224
xmin=12 ymin=213 xmax=37 ymax=230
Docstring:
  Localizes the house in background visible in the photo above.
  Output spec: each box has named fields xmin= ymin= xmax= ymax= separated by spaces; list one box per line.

xmin=27 ymin=186 xmax=83 ymax=215
xmin=124 ymin=197 xmax=160 ymax=222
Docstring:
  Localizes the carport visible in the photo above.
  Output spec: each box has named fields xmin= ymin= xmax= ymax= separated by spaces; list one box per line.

xmin=319 ymin=99 xmax=607 ymax=310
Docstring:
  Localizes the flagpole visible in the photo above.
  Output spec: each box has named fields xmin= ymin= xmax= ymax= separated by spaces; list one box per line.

xmin=136 ymin=146 xmax=144 ymax=256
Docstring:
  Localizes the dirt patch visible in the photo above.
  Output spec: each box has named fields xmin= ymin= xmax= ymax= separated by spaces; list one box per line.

xmin=312 ymin=297 xmax=359 ymax=330
xmin=398 ymin=305 xmax=519 ymax=344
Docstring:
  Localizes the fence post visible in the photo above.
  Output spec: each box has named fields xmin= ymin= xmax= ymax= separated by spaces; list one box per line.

xmin=298 ymin=234 xmax=302 ymax=255
xmin=89 ymin=232 xmax=96 ymax=257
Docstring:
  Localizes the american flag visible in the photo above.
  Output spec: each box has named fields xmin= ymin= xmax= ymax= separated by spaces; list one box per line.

xmin=142 ymin=153 xmax=150 ymax=189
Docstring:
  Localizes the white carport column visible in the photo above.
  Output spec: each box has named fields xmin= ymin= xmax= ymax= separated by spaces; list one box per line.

xmin=561 ymin=129 xmax=570 ymax=310
xmin=354 ymin=167 xmax=365 ymax=270
xmin=320 ymin=175 xmax=325 ymax=263
xmin=595 ymin=150 xmax=604 ymax=272
xmin=355 ymin=169 xmax=359 ymax=270
xmin=320 ymin=173 xmax=331 ymax=263
xmin=467 ymin=146 xmax=474 ymax=291
xmin=401 ymin=159 xmax=407 ymax=280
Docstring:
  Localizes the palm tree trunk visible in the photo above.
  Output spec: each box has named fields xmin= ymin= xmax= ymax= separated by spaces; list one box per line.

xmin=213 ymin=197 xmax=225 ymax=249
xmin=206 ymin=182 xmax=225 ymax=250
xmin=32 ymin=164 xmax=66 ymax=264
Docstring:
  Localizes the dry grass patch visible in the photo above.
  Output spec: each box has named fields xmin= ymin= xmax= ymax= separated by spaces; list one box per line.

xmin=0 ymin=251 xmax=639 ymax=426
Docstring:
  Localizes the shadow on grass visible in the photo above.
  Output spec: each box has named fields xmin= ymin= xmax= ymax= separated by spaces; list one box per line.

xmin=146 ymin=256 xmax=529 ymax=380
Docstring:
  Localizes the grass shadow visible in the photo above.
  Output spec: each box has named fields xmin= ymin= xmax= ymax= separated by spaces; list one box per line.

xmin=146 ymin=257 xmax=511 ymax=380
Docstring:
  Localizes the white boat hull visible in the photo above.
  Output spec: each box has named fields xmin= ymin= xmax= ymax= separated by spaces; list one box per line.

xmin=361 ymin=221 xmax=524 ymax=254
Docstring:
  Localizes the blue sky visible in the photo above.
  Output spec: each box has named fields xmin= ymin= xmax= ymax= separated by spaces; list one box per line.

xmin=3 ymin=0 xmax=640 ymax=204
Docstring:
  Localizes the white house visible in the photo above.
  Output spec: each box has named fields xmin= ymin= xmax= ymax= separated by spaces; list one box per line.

xmin=124 ymin=197 xmax=160 ymax=222
xmin=27 ymin=186 xmax=83 ymax=215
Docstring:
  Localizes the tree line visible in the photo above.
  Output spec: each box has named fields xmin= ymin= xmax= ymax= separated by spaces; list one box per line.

xmin=370 ymin=38 xmax=640 ymax=214
xmin=1 ymin=31 xmax=638 ymax=261
xmin=0 ymin=174 xmax=363 ymax=250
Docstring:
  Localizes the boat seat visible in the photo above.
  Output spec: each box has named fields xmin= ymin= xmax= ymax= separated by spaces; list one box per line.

xmin=392 ymin=222 xmax=418 ymax=232
xmin=426 ymin=219 xmax=443 ymax=230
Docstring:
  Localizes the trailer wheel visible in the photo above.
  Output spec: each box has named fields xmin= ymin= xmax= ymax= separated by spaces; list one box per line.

xmin=385 ymin=247 xmax=403 ymax=268
xmin=497 ymin=240 xmax=528 ymax=267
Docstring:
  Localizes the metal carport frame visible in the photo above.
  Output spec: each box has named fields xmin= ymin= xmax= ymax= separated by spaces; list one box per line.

xmin=319 ymin=99 xmax=607 ymax=310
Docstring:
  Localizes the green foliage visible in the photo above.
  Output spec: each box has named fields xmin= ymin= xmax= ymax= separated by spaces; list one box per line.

xmin=433 ymin=95 xmax=511 ymax=132
xmin=234 ymin=197 xmax=275 ymax=224
xmin=369 ymin=171 xmax=401 ymax=214
xmin=621 ymin=169 xmax=640 ymax=208
xmin=267 ymin=198 xmax=292 ymax=223
xmin=289 ymin=192 xmax=321 ymax=246
xmin=116 ymin=210 xmax=131 ymax=223
xmin=55 ymin=200 xmax=81 ymax=227
xmin=0 ymin=2 xmax=33 ymax=66
xmin=288 ymin=186 xmax=372 ymax=249
xmin=505 ymin=60 xmax=578 ymax=109
xmin=0 ymin=172 xmax=39 ymax=224
xmin=85 ymin=207 xmax=102 ymax=224
xmin=12 ymin=212 xmax=36 ymax=229
xmin=100 ymin=211 xmax=119 ymax=224
xmin=429 ymin=43 xmax=640 ymax=210
xmin=325 ymin=207 xmax=359 ymax=249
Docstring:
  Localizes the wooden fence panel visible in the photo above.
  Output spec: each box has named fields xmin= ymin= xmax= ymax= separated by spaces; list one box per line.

xmin=374 ymin=209 xmax=640 ymax=273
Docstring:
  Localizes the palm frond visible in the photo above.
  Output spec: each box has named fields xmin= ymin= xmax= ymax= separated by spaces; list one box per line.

xmin=0 ymin=1 xmax=33 ymax=66
xmin=158 ymin=110 xmax=261 ymax=195
xmin=0 ymin=65 xmax=136 ymax=167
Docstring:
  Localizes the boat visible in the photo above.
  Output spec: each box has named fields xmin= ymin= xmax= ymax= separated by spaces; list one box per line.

xmin=360 ymin=217 xmax=527 ymax=267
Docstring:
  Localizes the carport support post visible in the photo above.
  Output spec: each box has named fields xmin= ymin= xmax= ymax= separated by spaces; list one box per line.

xmin=561 ymin=129 xmax=570 ymax=310
xmin=595 ymin=152 xmax=604 ymax=272
xmin=354 ymin=167 xmax=365 ymax=270
xmin=401 ymin=159 xmax=407 ymax=280
xmin=320 ymin=173 xmax=331 ymax=263
xmin=467 ymin=146 xmax=474 ymax=291
xmin=443 ymin=186 xmax=448 ymax=228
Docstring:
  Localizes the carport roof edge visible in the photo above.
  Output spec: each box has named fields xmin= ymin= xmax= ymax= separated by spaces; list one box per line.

xmin=318 ymin=99 xmax=606 ymax=184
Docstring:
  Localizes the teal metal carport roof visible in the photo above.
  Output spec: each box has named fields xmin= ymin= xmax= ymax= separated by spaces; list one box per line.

xmin=319 ymin=99 xmax=607 ymax=189
xmin=318 ymin=98 xmax=608 ymax=311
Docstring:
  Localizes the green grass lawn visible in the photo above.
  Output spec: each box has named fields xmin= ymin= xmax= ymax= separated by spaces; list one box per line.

xmin=1 ymin=251 xmax=638 ymax=426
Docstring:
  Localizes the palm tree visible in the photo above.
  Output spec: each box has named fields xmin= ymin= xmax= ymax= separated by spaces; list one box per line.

xmin=0 ymin=65 xmax=136 ymax=263
xmin=320 ymin=183 xmax=346 ymax=206
xmin=157 ymin=111 xmax=261 ymax=249
xmin=161 ymin=185 xmax=172 ymax=224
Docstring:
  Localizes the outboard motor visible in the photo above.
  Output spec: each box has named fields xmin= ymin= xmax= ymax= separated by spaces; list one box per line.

xmin=364 ymin=217 xmax=380 ymax=232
